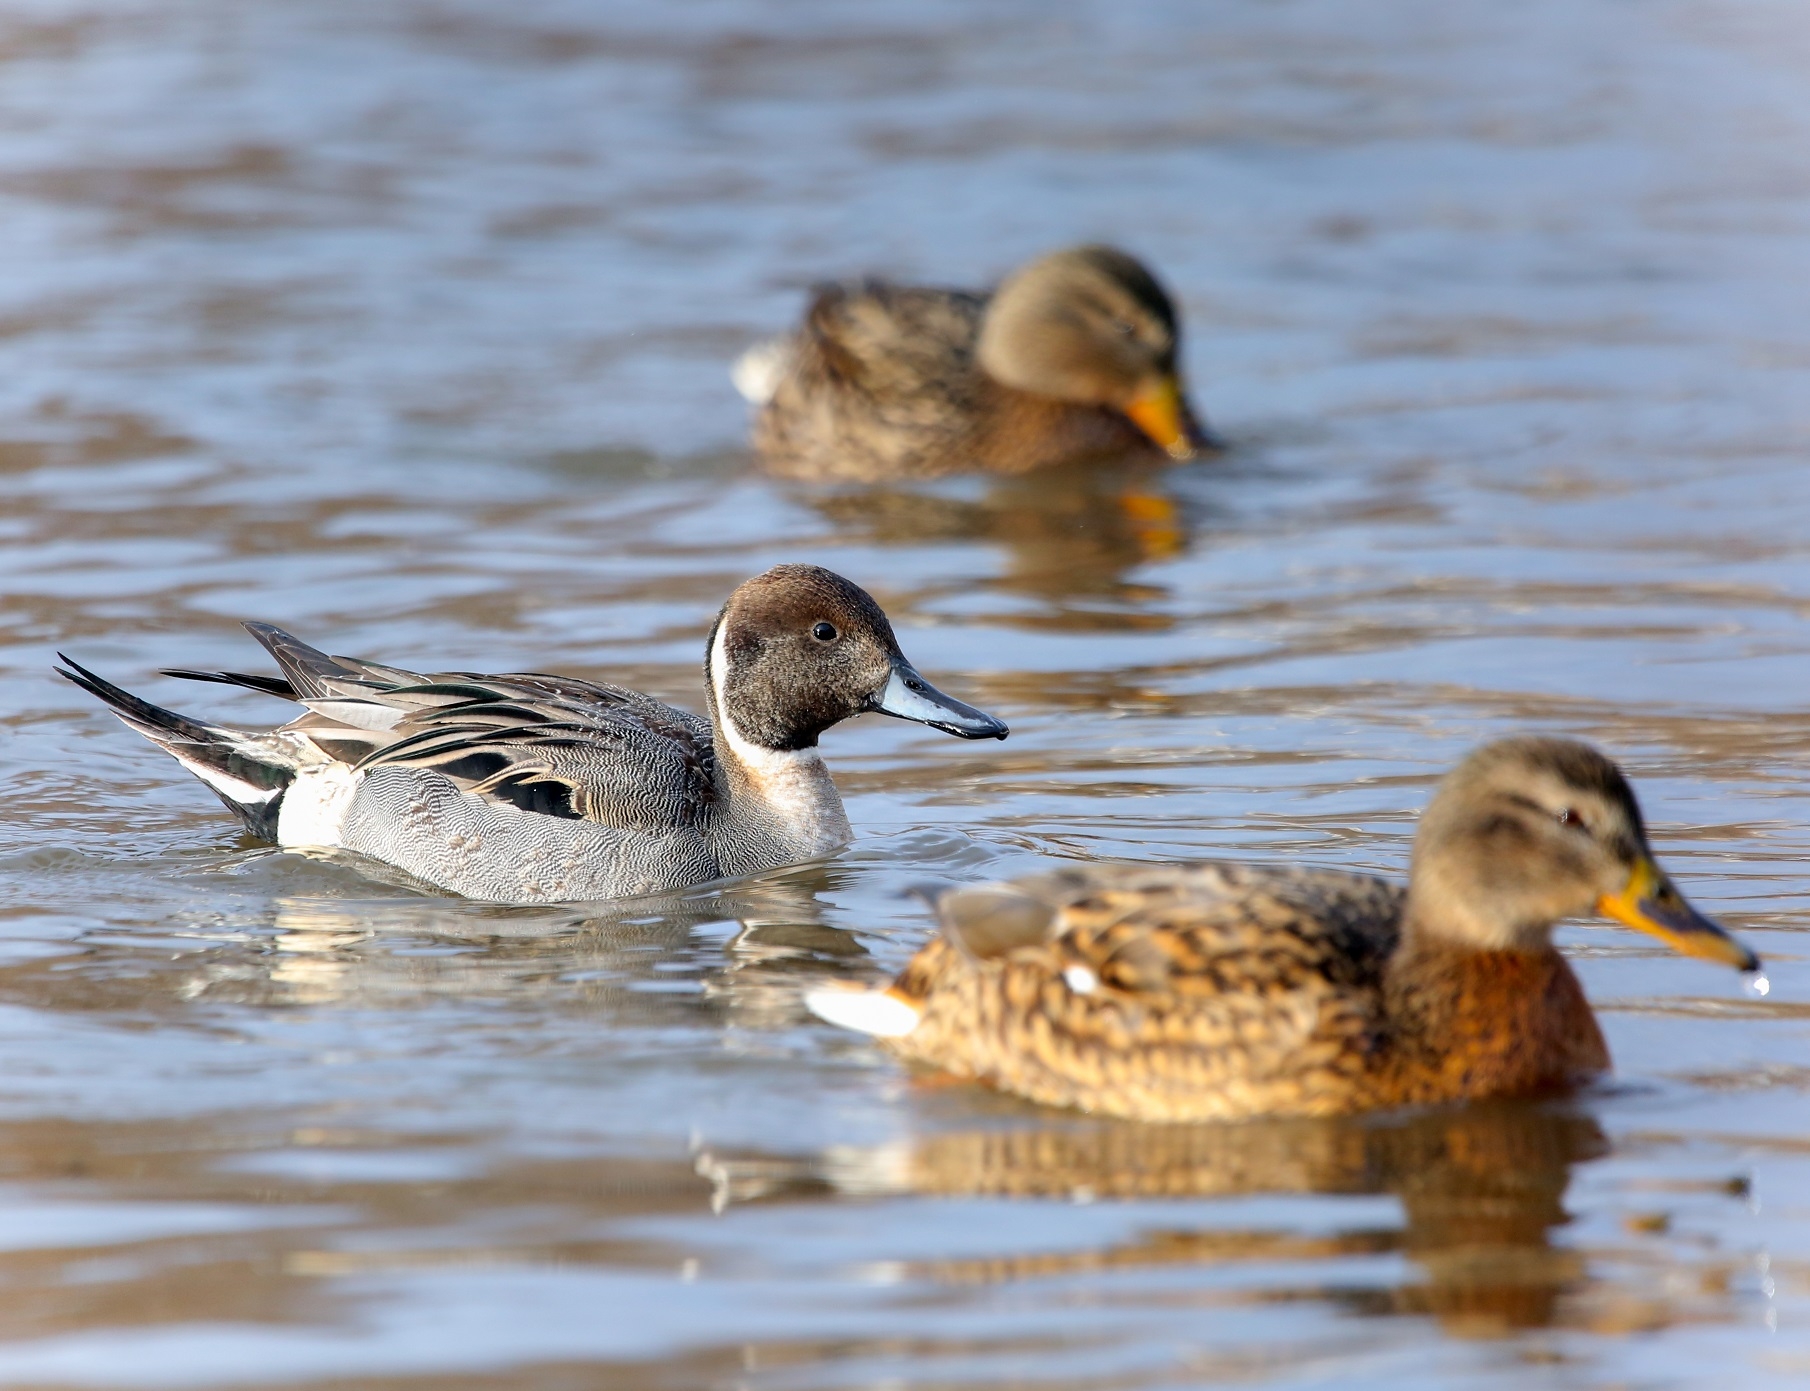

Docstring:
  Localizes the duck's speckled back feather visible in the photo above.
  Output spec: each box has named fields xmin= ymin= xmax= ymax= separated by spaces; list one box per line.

xmin=755 ymin=282 xmax=1152 ymax=481
xmin=890 ymin=862 xmax=1409 ymax=1121
xmin=753 ymin=282 xmax=991 ymax=481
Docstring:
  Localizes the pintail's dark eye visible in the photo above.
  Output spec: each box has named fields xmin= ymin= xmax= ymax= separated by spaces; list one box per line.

xmin=1556 ymin=807 xmax=1588 ymax=832
xmin=811 ymin=621 xmax=838 ymax=643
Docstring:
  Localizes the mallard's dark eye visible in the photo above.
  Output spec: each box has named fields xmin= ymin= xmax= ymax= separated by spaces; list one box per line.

xmin=1111 ymin=318 xmax=1136 ymax=338
xmin=1556 ymin=808 xmax=1588 ymax=832
xmin=812 ymin=621 xmax=838 ymax=643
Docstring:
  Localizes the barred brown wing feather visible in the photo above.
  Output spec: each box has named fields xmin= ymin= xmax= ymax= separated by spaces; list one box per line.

xmin=894 ymin=862 xmax=1408 ymax=1120
xmin=805 ymin=284 xmax=987 ymax=408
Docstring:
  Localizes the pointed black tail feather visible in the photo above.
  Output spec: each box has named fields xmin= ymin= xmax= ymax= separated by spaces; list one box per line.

xmin=57 ymin=654 xmax=229 ymax=747
xmin=160 ymin=667 xmax=298 ymax=700
xmin=56 ymin=654 xmax=294 ymax=841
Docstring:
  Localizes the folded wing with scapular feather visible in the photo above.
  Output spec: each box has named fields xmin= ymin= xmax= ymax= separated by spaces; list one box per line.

xmin=155 ymin=622 xmax=721 ymax=834
xmin=884 ymin=862 xmax=1410 ymax=1121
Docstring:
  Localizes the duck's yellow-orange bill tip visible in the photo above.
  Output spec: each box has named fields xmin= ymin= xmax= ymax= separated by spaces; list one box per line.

xmin=1596 ymin=858 xmax=1759 ymax=972
xmin=1125 ymin=377 xmax=1199 ymax=461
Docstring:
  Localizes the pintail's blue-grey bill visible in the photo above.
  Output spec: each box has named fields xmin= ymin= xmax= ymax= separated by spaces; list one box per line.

xmin=871 ymin=663 xmax=1008 ymax=740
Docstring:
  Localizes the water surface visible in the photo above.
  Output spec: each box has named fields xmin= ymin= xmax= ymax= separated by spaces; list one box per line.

xmin=2 ymin=0 xmax=1809 ymax=1386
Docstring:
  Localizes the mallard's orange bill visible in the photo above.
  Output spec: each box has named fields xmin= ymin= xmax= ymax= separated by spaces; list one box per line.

xmin=1596 ymin=858 xmax=1759 ymax=971
xmin=1126 ymin=376 xmax=1216 ymax=460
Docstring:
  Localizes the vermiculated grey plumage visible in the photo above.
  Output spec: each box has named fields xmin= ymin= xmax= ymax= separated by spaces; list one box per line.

xmin=61 ymin=566 xmax=1009 ymax=903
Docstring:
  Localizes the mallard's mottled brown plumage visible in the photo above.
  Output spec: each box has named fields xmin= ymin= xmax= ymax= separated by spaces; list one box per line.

xmin=738 ymin=246 xmax=1215 ymax=481
xmin=808 ymin=738 xmax=1759 ymax=1122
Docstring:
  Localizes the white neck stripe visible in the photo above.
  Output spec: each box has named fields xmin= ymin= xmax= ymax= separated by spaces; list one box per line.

xmin=704 ymin=612 xmax=848 ymax=855
xmin=709 ymin=619 xmax=818 ymax=773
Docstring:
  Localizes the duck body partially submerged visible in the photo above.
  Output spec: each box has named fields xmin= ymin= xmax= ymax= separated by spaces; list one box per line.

xmin=870 ymin=862 xmax=1610 ymax=1121
xmin=810 ymin=739 xmax=1758 ymax=1122
xmin=61 ymin=565 xmax=1008 ymax=904
xmin=740 ymin=246 xmax=1216 ymax=481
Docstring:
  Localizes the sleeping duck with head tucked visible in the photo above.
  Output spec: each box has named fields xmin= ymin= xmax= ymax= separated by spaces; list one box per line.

xmin=809 ymin=738 xmax=1760 ymax=1122
xmin=736 ymin=244 xmax=1217 ymax=481
xmin=58 ymin=565 xmax=1008 ymax=904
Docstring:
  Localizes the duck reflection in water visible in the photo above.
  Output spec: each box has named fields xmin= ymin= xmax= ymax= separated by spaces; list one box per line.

xmin=699 ymin=1101 xmax=1608 ymax=1336
xmin=800 ymin=459 xmax=1203 ymax=612
xmin=230 ymin=862 xmax=863 ymax=1029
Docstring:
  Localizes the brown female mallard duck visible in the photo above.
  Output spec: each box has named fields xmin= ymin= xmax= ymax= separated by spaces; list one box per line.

xmin=807 ymin=738 xmax=1759 ymax=1122
xmin=734 ymin=245 xmax=1216 ymax=481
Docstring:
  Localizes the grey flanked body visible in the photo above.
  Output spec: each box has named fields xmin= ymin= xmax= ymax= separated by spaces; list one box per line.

xmin=58 ymin=565 xmax=1009 ymax=904
xmin=337 ymin=767 xmax=720 ymax=902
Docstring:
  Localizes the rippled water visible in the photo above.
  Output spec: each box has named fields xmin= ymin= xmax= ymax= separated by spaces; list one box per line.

xmin=3 ymin=0 xmax=1810 ymax=1385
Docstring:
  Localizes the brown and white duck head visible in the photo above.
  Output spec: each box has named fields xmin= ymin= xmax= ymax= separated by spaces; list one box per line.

xmin=1405 ymin=736 xmax=1757 ymax=969
xmin=705 ymin=564 xmax=1007 ymax=784
xmin=975 ymin=244 xmax=1216 ymax=460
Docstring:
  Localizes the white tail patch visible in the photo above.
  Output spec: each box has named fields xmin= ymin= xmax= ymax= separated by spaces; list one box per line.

xmin=277 ymin=764 xmax=361 ymax=849
xmin=805 ymin=985 xmax=922 ymax=1039
xmin=730 ymin=337 xmax=792 ymax=405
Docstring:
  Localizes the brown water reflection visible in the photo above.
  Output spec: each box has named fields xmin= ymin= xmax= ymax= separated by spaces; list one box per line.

xmin=798 ymin=461 xmax=1197 ymax=613
xmin=704 ymin=1104 xmax=1608 ymax=1335
xmin=0 ymin=1097 xmax=1754 ymax=1390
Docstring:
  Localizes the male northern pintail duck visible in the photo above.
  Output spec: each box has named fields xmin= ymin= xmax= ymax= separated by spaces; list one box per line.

xmin=735 ymin=244 xmax=1218 ymax=481
xmin=809 ymin=738 xmax=1759 ymax=1122
xmin=59 ymin=565 xmax=1008 ymax=904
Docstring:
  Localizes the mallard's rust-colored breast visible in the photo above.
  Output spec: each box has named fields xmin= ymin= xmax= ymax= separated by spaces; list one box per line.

xmin=1377 ymin=944 xmax=1608 ymax=1106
